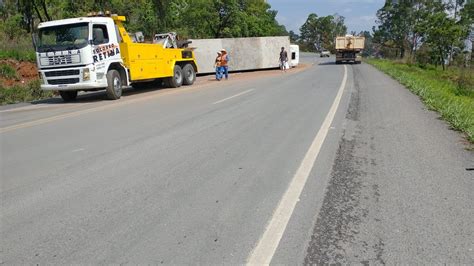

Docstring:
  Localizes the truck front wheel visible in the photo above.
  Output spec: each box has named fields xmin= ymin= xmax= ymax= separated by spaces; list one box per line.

xmin=182 ymin=64 xmax=196 ymax=85
xmin=59 ymin=91 xmax=78 ymax=102
xmin=166 ymin=65 xmax=183 ymax=88
xmin=106 ymin=69 xmax=122 ymax=100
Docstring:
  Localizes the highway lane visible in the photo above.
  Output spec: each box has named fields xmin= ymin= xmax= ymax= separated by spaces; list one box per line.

xmin=1 ymin=53 xmax=472 ymax=264
xmin=1 ymin=54 xmax=347 ymax=264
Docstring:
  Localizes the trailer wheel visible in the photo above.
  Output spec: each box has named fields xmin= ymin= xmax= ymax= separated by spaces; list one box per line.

xmin=182 ymin=64 xmax=196 ymax=85
xmin=166 ymin=65 xmax=183 ymax=88
xmin=106 ymin=69 xmax=122 ymax=100
xmin=59 ymin=91 xmax=78 ymax=102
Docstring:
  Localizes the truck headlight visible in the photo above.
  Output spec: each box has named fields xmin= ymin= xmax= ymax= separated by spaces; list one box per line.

xmin=83 ymin=68 xmax=90 ymax=81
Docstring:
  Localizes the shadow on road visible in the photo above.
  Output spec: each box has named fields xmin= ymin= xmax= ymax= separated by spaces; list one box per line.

xmin=318 ymin=61 xmax=337 ymax=66
xmin=31 ymin=82 xmax=169 ymax=105
xmin=318 ymin=61 xmax=361 ymax=66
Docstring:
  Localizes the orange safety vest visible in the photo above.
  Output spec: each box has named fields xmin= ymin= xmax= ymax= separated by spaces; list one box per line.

xmin=220 ymin=54 xmax=228 ymax=66
xmin=215 ymin=55 xmax=221 ymax=67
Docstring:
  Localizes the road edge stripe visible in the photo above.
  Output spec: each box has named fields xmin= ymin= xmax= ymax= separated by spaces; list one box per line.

xmin=247 ymin=64 xmax=348 ymax=265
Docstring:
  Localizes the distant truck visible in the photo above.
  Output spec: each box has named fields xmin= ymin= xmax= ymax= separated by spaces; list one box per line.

xmin=188 ymin=36 xmax=299 ymax=74
xmin=335 ymin=35 xmax=365 ymax=64
xmin=33 ymin=12 xmax=198 ymax=101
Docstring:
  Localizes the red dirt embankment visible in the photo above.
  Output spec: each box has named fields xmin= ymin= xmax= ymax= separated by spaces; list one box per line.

xmin=0 ymin=59 xmax=38 ymax=87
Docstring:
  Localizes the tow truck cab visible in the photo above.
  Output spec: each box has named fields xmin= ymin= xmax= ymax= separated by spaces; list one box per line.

xmin=34 ymin=14 xmax=197 ymax=101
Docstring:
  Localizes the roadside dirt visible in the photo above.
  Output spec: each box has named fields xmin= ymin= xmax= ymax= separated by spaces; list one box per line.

xmin=0 ymin=59 xmax=38 ymax=87
xmin=195 ymin=63 xmax=311 ymax=85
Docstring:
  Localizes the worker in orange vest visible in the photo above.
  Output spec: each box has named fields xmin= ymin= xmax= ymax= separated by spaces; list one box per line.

xmin=220 ymin=49 xmax=229 ymax=80
xmin=214 ymin=51 xmax=222 ymax=80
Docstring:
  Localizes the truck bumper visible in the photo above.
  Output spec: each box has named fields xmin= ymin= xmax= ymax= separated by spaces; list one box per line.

xmin=336 ymin=51 xmax=361 ymax=63
xmin=41 ymin=82 xmax=106 ymax=91
xmin=39 ymin=65 xmax=108 ymax=91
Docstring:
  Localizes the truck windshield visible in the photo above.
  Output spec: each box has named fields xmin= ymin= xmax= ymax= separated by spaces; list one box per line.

xmin=37 ymin=23 xmax=89 ymax=52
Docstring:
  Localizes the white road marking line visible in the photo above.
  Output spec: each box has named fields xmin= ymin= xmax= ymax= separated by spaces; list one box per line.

xmin=212 ymin=89 xmax=254 ymax=104
xmin=247 ymin=65 xmax=348 ymax=265
xmin=72 ymin=148 xmax=85 ymax=152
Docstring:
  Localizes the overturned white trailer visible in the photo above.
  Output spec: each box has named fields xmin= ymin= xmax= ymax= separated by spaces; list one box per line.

xmin=189 ymin=36 xmax=298 ymax=74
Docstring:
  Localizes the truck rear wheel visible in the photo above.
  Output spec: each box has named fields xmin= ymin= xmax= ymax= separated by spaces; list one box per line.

xmin=106 ymin=69 xmax=122 ymax=100
xmin=59 ymin=91 xmax=78 ymax=102
xmin=165 ymin=65 xmax=183 ymax=88
xmin=182 ymin=64 xmax=196 ymax=85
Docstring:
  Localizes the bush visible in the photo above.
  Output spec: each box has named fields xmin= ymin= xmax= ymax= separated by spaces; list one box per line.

xmin=0 ymin=64 xmax=18 ymax=79
xmin=0 ymin=80 xmax=54 ymax=105
xmin=0 ymin=26 xmax=36 ymax=62
xmin=0 ymin=14 xmax=26 ymax=40
xmin=0 ymin=49 xmax=36 ymax=62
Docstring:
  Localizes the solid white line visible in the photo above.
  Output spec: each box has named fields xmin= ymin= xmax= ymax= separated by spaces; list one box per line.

xmin=247 ymin=65 xmax=348 ymax=265
xmin=212 ymin=89 xmax=254 ymax=104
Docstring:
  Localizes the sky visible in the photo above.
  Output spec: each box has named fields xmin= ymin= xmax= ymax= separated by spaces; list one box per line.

xmin=267 ymin=0 xmax=386 ymax=34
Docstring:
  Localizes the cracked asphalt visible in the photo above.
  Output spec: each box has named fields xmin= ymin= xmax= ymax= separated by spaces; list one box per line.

xmin=304 ymin=63 xmax=473 ymax=264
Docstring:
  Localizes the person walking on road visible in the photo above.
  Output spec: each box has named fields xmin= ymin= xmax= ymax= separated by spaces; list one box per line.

xmin=220 ymin=49 xmax=229 ymax=80
xmin=214 ymin=51 xmax=222 ymax=80
xmin=279 ymin=47 xmax=288 ymax=72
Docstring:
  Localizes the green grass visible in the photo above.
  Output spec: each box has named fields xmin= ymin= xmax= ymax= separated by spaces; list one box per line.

xmin=0 ymin=31 xmax=36 ymax=62
xmin=0 ymin=64 xmax=18 ymax=79
xmin=0 ymin=80 xmax=54 ymax=105
xmin=366 ymin=59 xmax=474 ymax=143
xmin=0 ymin=49 xmax=36 ymax=62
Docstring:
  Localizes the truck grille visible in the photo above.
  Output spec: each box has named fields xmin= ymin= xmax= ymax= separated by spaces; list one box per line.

xmin=39 ymin=53 xmax=81 ymax=66
xmin=44 ymin=69 xmax=80 ymax=77
xmin=47 ymin=78 xmax=80 ymax=85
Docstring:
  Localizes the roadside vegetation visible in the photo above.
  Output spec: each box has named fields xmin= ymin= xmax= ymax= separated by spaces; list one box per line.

xmin=367 ymin=59 xmax=474 ymax=142
xmin=362 ymin=0 xmax=474 ymax=143
xmin=0 ymin=80 xmax=53 ymax=105
xmin=0 ymin=60 xmax=53 ymax=105
xmin=0 ymin=0 xmax=288 ymax=105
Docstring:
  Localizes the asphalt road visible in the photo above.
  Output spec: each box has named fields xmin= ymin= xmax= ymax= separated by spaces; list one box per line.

xmin=1 ymin=54 xmax=472 ymax=264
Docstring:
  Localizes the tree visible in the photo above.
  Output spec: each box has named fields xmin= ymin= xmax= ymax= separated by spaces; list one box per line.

xmin=299 ymin=13 xmax=347 ymax=52
xmin=422 ymin=8 xmax=466 ymax=69
xmin=373 ymin=0 xmax=414 ymax=58
xmin=0 ymin=14 xmax=26 ymax=39
xmin=359 ymin=31 xmax=374 ymax=57
xmin=288 ymin=30 xmax=299 ymax=43
xmin=1 ymin=0 xmax=288 ymax=42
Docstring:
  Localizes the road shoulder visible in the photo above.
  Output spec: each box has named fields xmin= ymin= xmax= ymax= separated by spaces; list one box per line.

xmin=304 ymin=63 xmax=473 ymax=264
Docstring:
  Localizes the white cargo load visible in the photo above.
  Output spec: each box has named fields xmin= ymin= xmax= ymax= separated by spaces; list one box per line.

xmin=189 ymin=36 xmax=295 ymax=74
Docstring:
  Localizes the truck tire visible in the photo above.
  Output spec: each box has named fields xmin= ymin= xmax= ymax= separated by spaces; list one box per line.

xmin=59 ymin=91 xmax=78 ymax=101
xmin=182 ymin=64 xmax=196 ymax=85
xmin=165 ymin=65 xmax=183 ymax=88
xmin=106 ymin=69 xmax=122 ymax=100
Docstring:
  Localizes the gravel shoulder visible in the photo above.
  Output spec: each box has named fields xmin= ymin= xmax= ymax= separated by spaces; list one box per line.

xmin=305 ymin=63 xmax=474 ymax=264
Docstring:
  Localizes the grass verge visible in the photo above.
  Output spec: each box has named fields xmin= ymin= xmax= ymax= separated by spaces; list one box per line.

xmin=0 ymin=80 xmax=54 ymax=105
xmin=0 ymin=49 xmax=36 ymax=62
xmin=0 ymin=64 xmax=18 ymax=79
xmin=366 ymin=59 xmax=474 ymax=143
